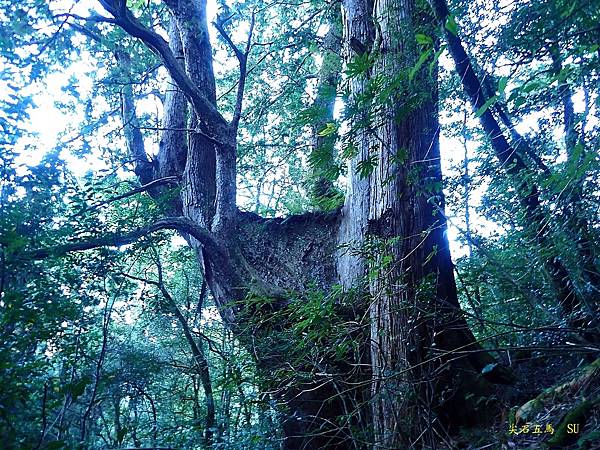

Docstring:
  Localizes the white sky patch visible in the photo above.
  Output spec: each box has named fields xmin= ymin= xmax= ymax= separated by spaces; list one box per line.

xmin=439 ymin=132 xmax=497 ymax=259
xmin=14 ymin=48 xmax=100 ymax=176
xmin=513 ymin=111 xmax=543 ymax=136
xmin=171 ymin=234 xmax=188 ymax=248
xmin=200 ymin=305 xmax=220 ymax=326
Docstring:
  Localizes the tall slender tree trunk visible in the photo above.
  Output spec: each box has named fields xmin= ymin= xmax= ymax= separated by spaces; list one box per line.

xmin=308 ymin=7 xmax=343 ymax=209
xmin=427 ymin=0 xmax=599 ymax=337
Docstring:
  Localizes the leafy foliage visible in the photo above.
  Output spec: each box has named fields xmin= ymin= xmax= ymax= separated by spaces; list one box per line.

xmin=0 ymin=0 xmax=599 ymax=448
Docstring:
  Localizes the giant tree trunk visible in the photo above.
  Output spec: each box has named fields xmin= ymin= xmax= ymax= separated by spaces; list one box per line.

xmin=91 ymin=0 xmax=513 ymax=448
xmin=339 ymin=0 xmax=504 ymax=447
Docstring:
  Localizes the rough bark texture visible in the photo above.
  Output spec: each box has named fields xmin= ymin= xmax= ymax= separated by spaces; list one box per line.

xmin=157 ymin=19 xmax=187 ymax=184
xmin=340 ymin=0 xmax=505 ymax=447
xmin=97 ymin=0 xmax=511 ymax=447
xmin=336 ymin=0 xmax=375 ymax=288
xmin=366 ymin=0 xmax=451 ymax=444
xmin=166 ymin=0 xmax=219 ymax=230
xmin=234 ymin=211 xmax=340 ymax=293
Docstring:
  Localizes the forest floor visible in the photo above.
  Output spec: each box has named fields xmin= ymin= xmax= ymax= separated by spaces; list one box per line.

xmin=454 ymin=356 xmax=600 ymax=449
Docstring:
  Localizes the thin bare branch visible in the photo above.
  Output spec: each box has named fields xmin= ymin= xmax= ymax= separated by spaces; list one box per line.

xmin=215 ymin=11 xmax=256 ymax=132
xmin=82 ymin=176 xmax=179 ymax=212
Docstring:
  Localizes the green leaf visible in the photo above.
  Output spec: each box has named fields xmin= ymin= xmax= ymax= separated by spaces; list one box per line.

xmin=587 ymin=44 xmax=600 ymax=54
xmin=409 ymin=48 xmax=432 ymax=81
xmin=474 ymin=95 xmax=498 ymax=118
xmin=128 ymin=0 xmax=146 ymax=9
xmin=342 ymin=143 xmax=358 ymax=159
xmin=356 ymin=154 xmax=378 ymax=179
xmin=391 ymin=148 xmax=408 ymax=165
xmin=522 ymin=81 xmax=541 ymax=93
xmin=68 ymin=377 xmax=89 ymax=400
xmin=117 ymin=426 xmax=128 ymax=444
xmin=497 ymin=76 xmax=508 ymax=94
xmin=445 ymin=14 xmax=459 ymax=36
xmin=560 ymin=2 xmax=576 ymax=18
xmin=570 ymin=142 xmax=584 ymax=163
xmin=345 ymin=52 xmax=373 ymax=77
xmin=381 ymin=255 xmax=393 ymax=267
xmin=0 ymin=229 xmax=27 ymax=253
xmin=317 ymin=122 xmax=338 ymax=137
xmin=513 ymin=96 xmax=526 ymax=109
xmin=556 ymin=66 xmax=571 ymax=83
xmin=415 ymin=33 xmax=433 ymax=46
xmin=429 ymin=45 xmax=447 ymax=76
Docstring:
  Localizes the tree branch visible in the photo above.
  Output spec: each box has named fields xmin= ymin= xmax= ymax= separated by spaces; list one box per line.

xmin=54 ymin=12 xmax=116 ymax=25
xmin=115 ymin=49 xmax=155 ymax=184
xmin=214 ymin=14 xmax=244 ymax=61
xmin=215 ymin=11 xmax=256 ymax=132
xmin=21 ymin=217 xmax=224 ymax=261
xmin=97 ymin=0 xmax=230 ymax=138
xmin=82 ymin=176 xmax=179 ymax=213
xmin=122 ymin=252 xmax=216 ymax=446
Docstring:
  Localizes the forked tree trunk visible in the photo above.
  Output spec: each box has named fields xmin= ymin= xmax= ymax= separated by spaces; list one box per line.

xmin=85 ymin=1 xmax=515 ymax=448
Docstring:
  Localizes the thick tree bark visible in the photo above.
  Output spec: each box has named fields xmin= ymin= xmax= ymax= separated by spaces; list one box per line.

xmin=85 ymin=1 xmax=518 ymax=448
xmin=338 ymin=0 xmax=509 ymax=447
xmin=156 ymin=18 xmax=188 ymax=213
xmin=336 ymin=0 xmax=375 ymax=289
xmin=232 ymin=211 xmax=363 ymax=449
xmin=168 ymin=0 xmax=219 ymax=229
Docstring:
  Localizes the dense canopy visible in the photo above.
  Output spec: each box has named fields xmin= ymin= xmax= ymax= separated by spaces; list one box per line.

xmin=1 ymin=0 xmax=599 ymax=448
